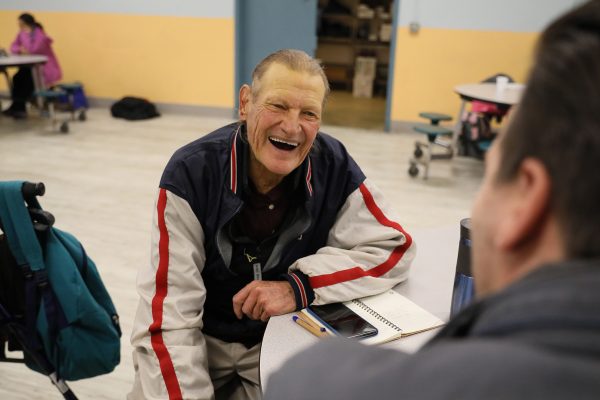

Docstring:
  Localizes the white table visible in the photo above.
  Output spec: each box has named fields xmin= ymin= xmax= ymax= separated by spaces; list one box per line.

xmin=259 ymin=225 xmax=460 ymax=391
xmin=0 ymin=54 xmax=48 ymax=107
xmin=455 ymin=83 xmax=524 ymax=107
xmin=0 ymin=54 xmax=48 ymax=66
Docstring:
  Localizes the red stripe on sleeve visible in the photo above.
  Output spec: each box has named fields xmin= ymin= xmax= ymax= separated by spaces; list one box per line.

xmin=149 ymin=189 xmax=183 ymax=400
xmin=309 ymin=183 xmax=413 ymax=289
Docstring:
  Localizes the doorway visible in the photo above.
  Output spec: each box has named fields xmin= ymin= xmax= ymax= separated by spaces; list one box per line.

xmin=234 ymin=0 xmax=397 ymax=131
xmin=316 ymin=0 xmax=396 ymax=130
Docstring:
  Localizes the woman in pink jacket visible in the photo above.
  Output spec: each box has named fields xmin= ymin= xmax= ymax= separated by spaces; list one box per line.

xmin=2 ymin=13 xmax=62 ymax=119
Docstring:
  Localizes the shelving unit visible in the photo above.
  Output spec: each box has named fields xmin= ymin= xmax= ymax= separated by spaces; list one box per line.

xmin=316 ymin=0 xmax=394 ymax=96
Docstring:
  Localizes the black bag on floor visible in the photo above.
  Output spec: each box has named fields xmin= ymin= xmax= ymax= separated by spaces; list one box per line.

xmin=110 ymin=96 xmax=160 ymax=120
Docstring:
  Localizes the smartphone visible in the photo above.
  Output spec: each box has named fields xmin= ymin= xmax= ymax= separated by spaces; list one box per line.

xmin=307 ymin=303 xmax=378 ymax=340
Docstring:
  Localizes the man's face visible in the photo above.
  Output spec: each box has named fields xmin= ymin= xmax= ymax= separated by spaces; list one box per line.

xmin=471 ymin=136 xmax=510 ymax=296
xmin=239 ymin=63 xmax=325 ymax=179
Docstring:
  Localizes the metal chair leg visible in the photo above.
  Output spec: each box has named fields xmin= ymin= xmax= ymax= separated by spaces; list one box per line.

xmin=48 ymin=101 xmax=57 ymax=130
xmin=424 ymin=142 xmax=432 ymax=180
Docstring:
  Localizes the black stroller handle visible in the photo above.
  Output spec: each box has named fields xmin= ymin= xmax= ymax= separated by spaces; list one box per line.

xmin=21 ymin=182 xmax=45 ymax=198
xmin=20 ymin=182 xmax=55 ymax=231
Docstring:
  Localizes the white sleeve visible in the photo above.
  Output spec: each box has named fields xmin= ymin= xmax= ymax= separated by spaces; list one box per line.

xmin=289 ymin=179 xmax=416 ymax=305
xmin=129 ymin=189 xmax=214 ymax=400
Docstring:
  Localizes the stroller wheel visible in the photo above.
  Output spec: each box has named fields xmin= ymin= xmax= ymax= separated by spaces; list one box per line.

xmin=408 ymin=163 xmax=419 ymax=177
xmin=78 ymin=110 xmax=87 ymax=121
xmin=413 ymin=146 xmax=423 ymax=159
xmin=60 ymin=122 xmax=69 ymax=134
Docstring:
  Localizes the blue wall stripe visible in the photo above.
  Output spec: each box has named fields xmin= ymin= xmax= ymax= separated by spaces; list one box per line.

xmin=397 ymin=0 xmax=581 ymax=32
xmin=0 ymin=1 xmax=234 ymax=18
xmin=385 ymin=0 xmax=400 ymax=132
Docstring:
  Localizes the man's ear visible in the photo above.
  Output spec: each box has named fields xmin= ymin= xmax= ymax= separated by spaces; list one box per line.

xmin=239 ymin=84 xmax=251 ymax=121
xmin=496 ymin=158 xmax=552 ymax=250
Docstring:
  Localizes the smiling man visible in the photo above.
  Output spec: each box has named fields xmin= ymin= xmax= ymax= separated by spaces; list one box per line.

xmin=129 ymin=49 xmax=415 ymax=400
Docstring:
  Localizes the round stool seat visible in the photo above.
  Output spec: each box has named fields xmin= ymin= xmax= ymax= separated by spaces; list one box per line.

xmin=58 ymin=82 xmax=82 ymax=91
xmin=477 ymin=140 xmax=492 ymax=152
xmin=413 ymin=123 xmax=452 ymax=136
xmin=413 ymin=123 xmax=453 ymax=143
xmin=419 ymin=112 xmax=452 ymax=125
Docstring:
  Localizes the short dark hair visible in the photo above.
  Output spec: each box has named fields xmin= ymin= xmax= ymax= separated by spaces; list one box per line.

xmin=18 ymin=13 xmax=43 ymax=30
xmin=497 ymin=0 xmax=600 ymax=258
xmin=251 ymin=49 xmax=330 ymax=103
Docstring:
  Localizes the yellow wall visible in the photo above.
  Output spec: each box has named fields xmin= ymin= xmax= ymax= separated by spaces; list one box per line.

xmin=0 ymin=11 xmax=234 ymax=108
xmin=1 ymin=12 xmax=539 ymax=118
xmin=390 ymin=27 xmax=539 ymax=122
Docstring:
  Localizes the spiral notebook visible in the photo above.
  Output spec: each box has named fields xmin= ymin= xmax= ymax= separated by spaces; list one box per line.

xmin=304 ymin=290 xmax=445 ymax=345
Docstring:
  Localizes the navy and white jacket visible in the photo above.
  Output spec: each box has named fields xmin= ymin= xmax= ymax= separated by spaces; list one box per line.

xmin=130 ymin=122 xmax=415 ymax=399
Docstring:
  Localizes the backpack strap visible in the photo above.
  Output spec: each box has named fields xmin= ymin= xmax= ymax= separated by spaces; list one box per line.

xmin=0 ymin=181 xmax=67 ymax=368
xmin=0 ymin=181 xmax=45 ymax=272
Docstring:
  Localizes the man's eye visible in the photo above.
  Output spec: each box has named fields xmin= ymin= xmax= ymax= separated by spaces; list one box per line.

xmin=304 ymin=111 xmax=317 ymax=118
xmin=273 ymin=104 xmax=285 ymax=110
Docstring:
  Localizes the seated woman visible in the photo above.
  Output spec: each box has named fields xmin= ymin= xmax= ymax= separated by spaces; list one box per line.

xmin=2 ymin=13 xmax=62 ymax=119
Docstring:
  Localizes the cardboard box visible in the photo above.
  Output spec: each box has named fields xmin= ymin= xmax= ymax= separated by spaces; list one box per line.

xmin=353 ymin=75 xmax=374 ymax=98
xmin=380 ymin=24 xmax=392 ymax=42
xmin=357 ymin=5 xmax=375 ymax=18
xmin=354 ymin=57 xmax=377 ymax=79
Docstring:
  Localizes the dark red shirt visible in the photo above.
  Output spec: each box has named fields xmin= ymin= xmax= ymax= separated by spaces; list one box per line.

xmin=234 ymin=178 xmax=293 ymax=243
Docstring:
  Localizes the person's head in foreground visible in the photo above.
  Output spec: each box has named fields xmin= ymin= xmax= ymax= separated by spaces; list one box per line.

xmin=471 ymin=0 xmax=600 ymax=296
xmin=265 ymin=1 xmax=600 ymax=399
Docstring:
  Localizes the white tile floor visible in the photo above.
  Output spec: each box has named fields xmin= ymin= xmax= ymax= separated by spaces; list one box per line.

xmin=0 ymin=108 xmax=483 ymax=399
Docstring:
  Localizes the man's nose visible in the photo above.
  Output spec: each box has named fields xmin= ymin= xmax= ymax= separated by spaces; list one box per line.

xmin=281 ymin=111 xmax=302 ymax=135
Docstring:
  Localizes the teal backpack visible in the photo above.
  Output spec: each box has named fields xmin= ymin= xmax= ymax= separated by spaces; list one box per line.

xmin=0 ymin=181 xmax=121 ymax=383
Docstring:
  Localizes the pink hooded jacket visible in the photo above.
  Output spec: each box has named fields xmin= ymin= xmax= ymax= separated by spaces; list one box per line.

xmin=11 ymin=27 xmax=62 ymax=86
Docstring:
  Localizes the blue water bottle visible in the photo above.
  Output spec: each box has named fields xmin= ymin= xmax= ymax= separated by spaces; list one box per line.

xmin=450 ymin=218 xmax=475 ymax=317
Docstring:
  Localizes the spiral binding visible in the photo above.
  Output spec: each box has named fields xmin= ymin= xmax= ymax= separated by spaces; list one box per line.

xmin=351 ymin=299 xmax=402 ymax=332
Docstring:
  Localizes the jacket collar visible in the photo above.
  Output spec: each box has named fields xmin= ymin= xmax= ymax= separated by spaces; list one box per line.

xmin=229 ymin=123 xmax=242 ymax=195
xmin=229 ymin=123 xmax=314 ymax=199
xmin=429 ymin=258 xmax=600 ymax=344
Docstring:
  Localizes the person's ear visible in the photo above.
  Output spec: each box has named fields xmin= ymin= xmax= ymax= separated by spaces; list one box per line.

xmin=239 ymin=84 xmax=251 ymax=121
xmin=496 ymin=158 xmax=551 ymax=251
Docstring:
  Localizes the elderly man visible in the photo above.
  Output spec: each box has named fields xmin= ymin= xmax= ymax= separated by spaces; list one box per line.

xmin=129 ymin=49 xmax=415 ymax=399
xmin=264 ymin=2 xmax=600 ymax=399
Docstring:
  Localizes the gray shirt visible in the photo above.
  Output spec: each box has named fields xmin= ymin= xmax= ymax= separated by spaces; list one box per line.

xmin=265 ymin=260 xmax=600 ymax=400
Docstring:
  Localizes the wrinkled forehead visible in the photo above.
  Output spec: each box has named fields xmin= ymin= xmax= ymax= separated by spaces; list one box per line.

xmin=252 ymin=63 xmax=326 ymax=101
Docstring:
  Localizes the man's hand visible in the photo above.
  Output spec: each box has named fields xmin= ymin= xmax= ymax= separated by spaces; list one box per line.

xmin=232 ymin=281 xmax=296 ymax=322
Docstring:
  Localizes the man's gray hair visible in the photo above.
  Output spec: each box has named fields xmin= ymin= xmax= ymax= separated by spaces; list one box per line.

xmin=251 ymin=49 xmax=330 ymax=102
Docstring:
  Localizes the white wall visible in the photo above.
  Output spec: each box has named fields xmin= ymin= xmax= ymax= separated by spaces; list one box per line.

xmin=0 ymin=0 xmax=234 ymax=18
xmin=397 ymin=0 xmax=583 ymax=31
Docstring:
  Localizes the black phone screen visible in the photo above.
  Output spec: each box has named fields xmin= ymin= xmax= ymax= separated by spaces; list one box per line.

xmin=308 ymin=303 xmax=378 ymax=339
